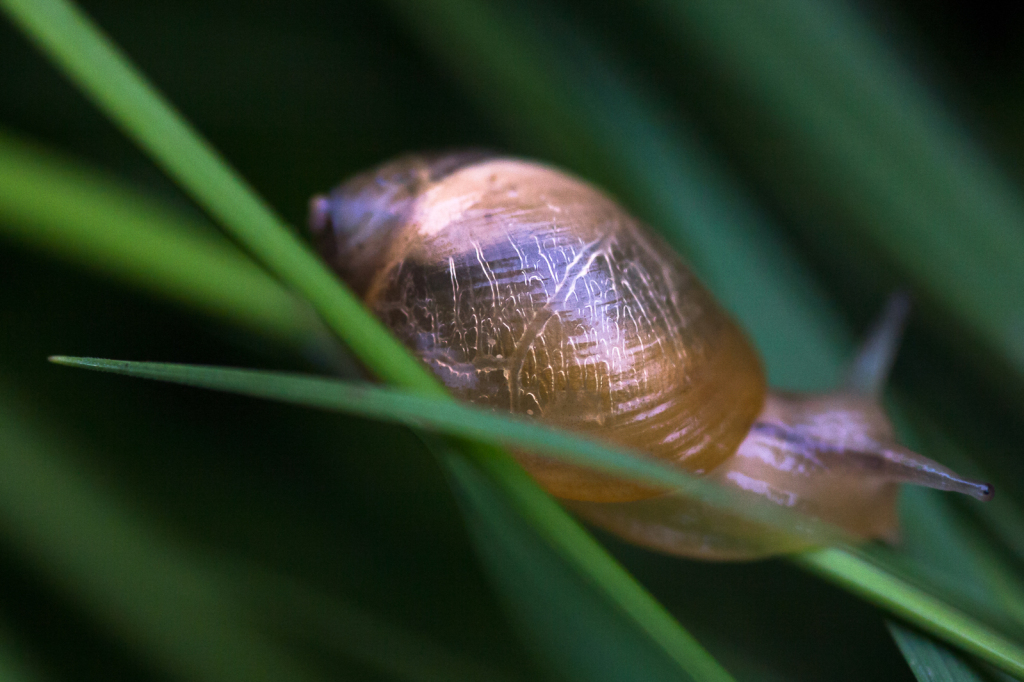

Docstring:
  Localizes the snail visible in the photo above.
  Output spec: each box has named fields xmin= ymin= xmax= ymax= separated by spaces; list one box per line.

xmin=309 ymin=151 xmax=992 ymax=560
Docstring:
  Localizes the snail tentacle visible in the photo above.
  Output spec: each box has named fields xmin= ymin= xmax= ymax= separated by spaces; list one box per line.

xmin=844 ymin=290 xmax=912 ymax=396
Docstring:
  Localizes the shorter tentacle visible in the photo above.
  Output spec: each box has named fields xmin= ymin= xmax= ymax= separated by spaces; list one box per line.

xmin=844 ymin=291 xmax=912 ymax=396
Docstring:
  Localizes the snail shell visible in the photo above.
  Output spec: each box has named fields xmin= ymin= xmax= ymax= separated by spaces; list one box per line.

xmin=311 ymin=151 xmax=992 ymax=560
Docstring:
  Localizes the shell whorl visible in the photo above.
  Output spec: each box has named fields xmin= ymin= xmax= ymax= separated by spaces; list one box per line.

xmin=312 ymin=152 xmax=766 ymax=502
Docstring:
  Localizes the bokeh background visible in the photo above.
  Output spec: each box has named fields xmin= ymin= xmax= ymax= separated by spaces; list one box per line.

xmin=2 ymin=0 xmax=1024 ymax=680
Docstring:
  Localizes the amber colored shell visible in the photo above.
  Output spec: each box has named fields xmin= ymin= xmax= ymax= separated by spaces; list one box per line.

xmin=311 ymin=152 xmax=766 ymax=502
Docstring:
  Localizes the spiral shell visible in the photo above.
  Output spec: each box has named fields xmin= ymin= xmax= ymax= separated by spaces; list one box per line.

xmin=311 ymin=152 xmax=765 ymax=502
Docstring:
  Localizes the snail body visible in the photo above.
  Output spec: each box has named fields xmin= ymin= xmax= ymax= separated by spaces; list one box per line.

xmin=310 ymin=151 xmax=991 ymax=560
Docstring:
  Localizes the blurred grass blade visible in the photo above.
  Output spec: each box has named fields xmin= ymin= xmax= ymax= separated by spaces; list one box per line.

xmin=892 ymin=486 xmax=1024 ymax=636
xmin=3 ymin=2 xmax=735 ymax=678
xmin=900 ymin=403 xmax=1024 ymax=570
xmin=462 ymin=451 xmax=736 ymax=681
xmin=880 ymin=406 xmax=1024 ymax=636
xmin=381 ymin=0 xmax=850 ymax=390
xmin=0 ymin=384 xmax=325 ymax=682
xmin=797 ymin=549 xmax=1024 ymax=678
xmin=642 ymin=0 xmax=1024 ymax=386
xmin=0 ymin=129 xmax=320 ymax=346
xmin=437 ymin=442 xmax=708 ymax=682
xmin=0 ymin=0 xmax=429 ymax=388
xmin=48 ymin=355 xmax=843 ymax=548
xmin=234 ymin=566 xmax=525 ymax=682
xmin=888 ymin=621 xmax=992 ymax=682
xmin=0 ymin=627 xmax=45 ymax=682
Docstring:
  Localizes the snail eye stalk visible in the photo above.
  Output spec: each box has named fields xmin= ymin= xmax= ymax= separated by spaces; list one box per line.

xmin=845 ymin=291 xmax=913 ymax=397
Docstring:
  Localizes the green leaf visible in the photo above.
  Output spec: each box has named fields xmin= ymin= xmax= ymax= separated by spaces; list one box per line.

xmin=0 ymin=130 xmax=320 ymax=346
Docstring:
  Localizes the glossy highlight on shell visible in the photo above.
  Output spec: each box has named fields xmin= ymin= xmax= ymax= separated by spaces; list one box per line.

xmin=310 ymin=151 xmax=992 ymax=560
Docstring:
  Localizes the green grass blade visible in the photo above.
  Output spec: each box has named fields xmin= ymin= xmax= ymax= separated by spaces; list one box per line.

xmin=0 ymin=0 xmax=429 ymax=389
xmin=0 ymin=130 xmax=319 ymax=345
xmin=437 ymin=443 xmax=716 ymax=682
xmin=3 ymin=1 xmax=734 ymax=678
xmin=894 ymin=488 xmax=1024 ymax=635
xmin=231 ymin=565 xmax=525 ymax=682
xmin=13 ymin=0 xmax=1020 ymax=677
xmin=381 ymin=0 xmax=849 ymax=390
xmin=0 ymin=385 xmax=326 ymax=682
xmin=796 ymin=549 xmax=1024 ymax=678
xmin=48 ymin=355 xmax=842 ymax=548
xmin=51 ymin=355 xmax=1024 ymax=678
xmin=888 ymin=621 xmax=992 ymax=682
xmin=436 ymin=440 xmax=733 ymax=679
xmin=900 ymin=403 xmax=1024 ymax=569
xmin=642 ymin=0 xmax=1024 ymax=385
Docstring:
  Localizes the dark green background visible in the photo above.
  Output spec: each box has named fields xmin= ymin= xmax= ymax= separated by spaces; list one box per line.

xmin=2 ymin=1 xmax=1023 ymax=680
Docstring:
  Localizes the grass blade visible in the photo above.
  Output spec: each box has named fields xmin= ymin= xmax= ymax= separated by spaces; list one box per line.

xmin=642 ymin=0 xmax=1024 ymax=386
xmin=3 ymin=1 xmax=734 ymax=678
xmin=437 ymin=442 xmax=708 ymax=682
xmin=11 ymin=0 xmax=1022 ymax=677
xmin=48 ymin=355 xmax=843 ymax=548
xmin=0 ymin=0 xmax=429 ymax=389
xmin=438 ymin=443 xmax=734 ymax=682
xmin=888 ymin=621 xmax=991 ymax=682
xmin=895 ymin=488 xmax=1024 ymax=635
xmin=796 ymin=549 xmax=1024 ymax=678
xmin=50 ymin=355 xmax=1024 ymax=678
xmin=381 ymin=0 xmax=850 ymax=390
xmin=0 ymin=385 xmax=325 ymax=682
xmin=232 ymin=565 xmax=525 ymax=682
xmin=0 ymin=130 xmax=319 ymax=345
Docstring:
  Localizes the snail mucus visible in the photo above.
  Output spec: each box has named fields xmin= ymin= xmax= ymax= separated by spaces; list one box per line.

xmin=309 ymin=151 xmax=992 ymax=560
